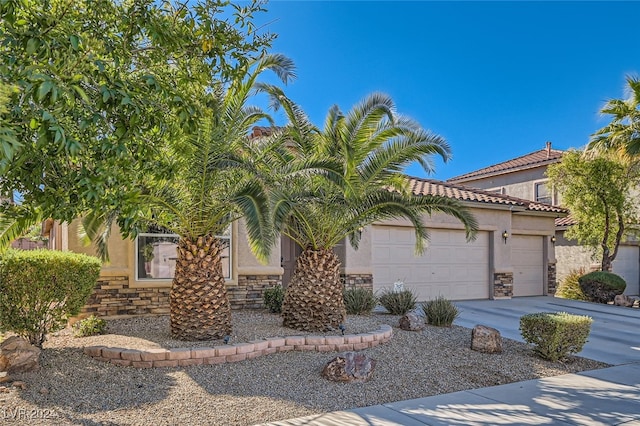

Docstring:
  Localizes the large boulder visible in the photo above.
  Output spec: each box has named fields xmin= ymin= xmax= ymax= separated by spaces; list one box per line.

xmin=322 ymin=352 xmax=376 ymax=383
xmin=0 ymin=336 xmax=41 ymax=374
xmin=614 ymin=294 xmax=634 ymax=307
xmin=399 ymin=312 xmax=424 ymax=331
xmin=471 ymin=325 xmax=502 ymax=354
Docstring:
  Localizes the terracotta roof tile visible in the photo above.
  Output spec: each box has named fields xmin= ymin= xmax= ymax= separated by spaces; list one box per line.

xmin=448 ymin=142 xmax=564 ymax=183
xmin=408 ymin=177 xmax=568 ymax=214
xmin=555 ymin=215 xmax=577 ymax=227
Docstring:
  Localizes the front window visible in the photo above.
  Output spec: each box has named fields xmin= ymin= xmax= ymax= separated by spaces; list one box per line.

xmin=136 ymin=229 xmax=231 ymax=281
xmin=535 ymin=182 xmax=552 ymax=204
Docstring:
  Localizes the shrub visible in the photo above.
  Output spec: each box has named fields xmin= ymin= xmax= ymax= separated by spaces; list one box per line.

xmin=73 ymin=315 xmax=107 ymax=337
xmin=263 ymin=285 xmax=284 ymax=314
xmin=555 ymin=268 xmax=588 ymax=301
xmin=0 ymin=249 xmax=101 ymax=347
xmin=578 ymin=271 xmax=626 ymax=303
xmin=519 ymin=312 xmax=592 ymax=361
xmin=378 ymin=288 xmax=417 ymax=315
xmin=343 ymin=288 xmax=378 ymax=315
xmin=422 ymin=296 xmax=459 ymax=326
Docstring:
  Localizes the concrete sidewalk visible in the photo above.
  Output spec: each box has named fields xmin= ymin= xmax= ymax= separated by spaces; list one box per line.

xmin=259 ymin=297 xmax=640 ymax=426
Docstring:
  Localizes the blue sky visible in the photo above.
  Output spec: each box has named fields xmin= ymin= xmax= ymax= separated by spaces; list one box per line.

xmin=254 ymin=1 xmax=640 ymax=180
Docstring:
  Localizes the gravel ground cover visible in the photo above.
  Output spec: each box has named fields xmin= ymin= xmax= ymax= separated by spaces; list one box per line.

xmin=1 ymin=310 xmax=608 ymax=426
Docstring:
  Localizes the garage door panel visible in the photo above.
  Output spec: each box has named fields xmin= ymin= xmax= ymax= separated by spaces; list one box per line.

xmin=373 ymin=226 xmax=489 ymax=300
xmin=612 ymin=246 xmax=640 ymax=295
xmin=512 ymin=235 xmax=544 ymax=297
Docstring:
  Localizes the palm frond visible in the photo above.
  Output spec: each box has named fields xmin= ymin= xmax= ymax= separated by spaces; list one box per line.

xmin=0 ymin=208 xmax=42 ymax=254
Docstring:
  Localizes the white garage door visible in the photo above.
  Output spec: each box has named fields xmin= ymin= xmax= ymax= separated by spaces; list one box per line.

xmin=512 ymin=235 xmax=544 ymax=297
xmin=372 ymin=226 xmax=489 ymax=301
xmin=613 ymin=246 xmax=640 ymax=296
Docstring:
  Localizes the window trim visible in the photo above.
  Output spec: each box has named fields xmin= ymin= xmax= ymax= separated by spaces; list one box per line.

xmin=134 ymin=232 xmax=232 ymax=282
xmin=534 ymin=180 xmax=552 ymax=204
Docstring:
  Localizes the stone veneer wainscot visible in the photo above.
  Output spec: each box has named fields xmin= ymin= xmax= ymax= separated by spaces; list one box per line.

xmin=81 ymin=274 xmax=283 ymax=318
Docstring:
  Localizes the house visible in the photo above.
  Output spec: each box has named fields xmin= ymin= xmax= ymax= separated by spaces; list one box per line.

xmin=448 ymin=142 xmax=640 ymax=296
xmin=45 ymin=174 xmax=565 ymax=317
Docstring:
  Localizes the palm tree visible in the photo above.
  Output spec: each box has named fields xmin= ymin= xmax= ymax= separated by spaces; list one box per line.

xmin=589 ymin=75 xmax=640 ymax=157
xmin=268 ymin=91 xmax=478 ymax=331
xmin=84 ymin=54 xmax=295 ymax=340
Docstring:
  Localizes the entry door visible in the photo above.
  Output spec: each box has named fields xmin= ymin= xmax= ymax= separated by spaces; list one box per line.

xmin=281 ymin=235 xmax=302 ymax=288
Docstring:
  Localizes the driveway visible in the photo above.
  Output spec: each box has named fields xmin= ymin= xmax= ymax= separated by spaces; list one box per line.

xmin=454 ymin=296 xmax=640 ymax=365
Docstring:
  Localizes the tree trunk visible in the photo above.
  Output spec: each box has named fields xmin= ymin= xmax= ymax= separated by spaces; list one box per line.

xmin=282 ymin=248 xmax=346 ymax=331
xmin=170 ymin=235 xmax=231 ymax=340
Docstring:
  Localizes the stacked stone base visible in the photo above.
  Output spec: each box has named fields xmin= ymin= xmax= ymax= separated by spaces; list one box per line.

xmin=493 ymin=272 xmax=514 ymax=298
xmin=341 ymin=273 xmax=373 ymax=291
xmin=84 ymin=325 xmax=393 ymax=368
xmin=81 ymin=275 xmax=284 ymax=318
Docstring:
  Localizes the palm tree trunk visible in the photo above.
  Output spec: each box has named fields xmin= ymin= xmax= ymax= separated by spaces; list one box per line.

xmin=282 ymin=247 xmax=346 ymax=331
xmin=170 ymin=234 xmax=231 ymax=340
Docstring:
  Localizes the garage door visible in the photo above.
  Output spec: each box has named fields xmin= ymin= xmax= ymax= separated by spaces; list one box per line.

xmin=512 ymin=235 xmax=544 ymax=297
xmin=372 ymin=226 xmax=489 ymax=301
xmin=613 ymin=246 xmax=639 ymax=296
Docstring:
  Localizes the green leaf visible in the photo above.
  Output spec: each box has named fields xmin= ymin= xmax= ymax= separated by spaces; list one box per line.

xmin=72 ymin=85 xmax=90 ymax=103
xmin=70 ymin=35 xmax=79 ymax=50
xmin=37 ymin=81 xmax=52 ymax=101
xmin=26 ymin=38 xmax=38 ymax=55
xmin=29 ymin=118 xmax=38 ymax=129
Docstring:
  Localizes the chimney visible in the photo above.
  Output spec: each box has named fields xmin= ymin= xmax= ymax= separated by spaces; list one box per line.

xmin=545 ymin=141 xmax=552 ymax=158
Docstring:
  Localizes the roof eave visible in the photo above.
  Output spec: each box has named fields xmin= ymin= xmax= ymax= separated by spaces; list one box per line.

xmin=448 ymin=157 xmax=562 ymax=184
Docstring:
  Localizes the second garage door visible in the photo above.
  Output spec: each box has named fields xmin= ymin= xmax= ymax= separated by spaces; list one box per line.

xmin=612 ymin=245 xmax=640 ymax=296
xmin=372 ymin=226 xmax=489 ymax=301
xmin=512 ymin=235 xmax=544 ymax=297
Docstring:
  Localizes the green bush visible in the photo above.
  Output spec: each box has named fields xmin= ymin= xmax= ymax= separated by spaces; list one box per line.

xmin=422 ymin=296 xmax=459 ymax=326
xmin=578 ymin=271 xmax=626 ymax=303
xmin=378 ymin=288 xmax=417 ymax=315
xmin=73 ymin=315 xmax=107 ymax=337
xmin=556 ymin=269 xmax=588 ymax=301
xmin=263 ymin=285 xmax=284 ymax=313
xmin=0 ymin=249 xmax=101 ymax=347
xmin=519 ymin=312 xmax=592 ymax=361
xmin=343 ymin=288 xmax=378 ymax=315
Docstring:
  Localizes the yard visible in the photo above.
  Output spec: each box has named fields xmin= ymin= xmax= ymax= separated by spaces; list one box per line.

xmin=1 ymin=310 xmax=606 ymax=426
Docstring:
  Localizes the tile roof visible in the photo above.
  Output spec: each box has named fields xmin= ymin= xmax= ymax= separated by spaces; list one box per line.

xmin=555 ymin=215 xmax=577 ymax=227
xmin=448 ymin=142 xmax=564 ymax=183
xmin=408 ymin=177 xmax=568 ymax=214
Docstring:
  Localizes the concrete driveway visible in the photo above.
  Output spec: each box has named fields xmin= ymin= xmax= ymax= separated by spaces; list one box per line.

xmin=454 ymin=296 xmax=640 ymax=365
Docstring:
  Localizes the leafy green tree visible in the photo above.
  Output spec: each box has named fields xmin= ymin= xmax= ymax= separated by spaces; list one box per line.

xmin=83 ymin=54 xmax=295 ymax=340
xmin=547 ymin=150 xmax=638 ymax=271
xmin=0 ymin=0 xmax=274 ymax=238
xmin=267 ymin=91 xmax=478 ymax=331
xmin=589 ymin=75 xmax=640 ymax=157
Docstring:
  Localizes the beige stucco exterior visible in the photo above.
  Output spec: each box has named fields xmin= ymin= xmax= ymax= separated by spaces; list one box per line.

xmin=52 ymin=219 xmax=282 ymax=289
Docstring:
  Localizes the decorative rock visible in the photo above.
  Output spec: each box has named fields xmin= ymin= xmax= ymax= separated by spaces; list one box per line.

xmin=614 ymin=294 xmax=634 ymax=307
xmin=399 ymin=312 xmax=424 ymax=331
xmin=12 ymin=381 xmax=26 ymax=390
xmin=0 ymin=372 xmax=10 ymax=383
xmin=0 ymin=386 xmax=9 ymax=393
xmin=0 ymin=336 xmax=41 ymax=374
xmin=322 ymin=352 xmax=376 ymax=383
xmin=39 ymin=387 xmax=49 ymax=395
xmin=471 ymin=325 xmax=503 ymax=354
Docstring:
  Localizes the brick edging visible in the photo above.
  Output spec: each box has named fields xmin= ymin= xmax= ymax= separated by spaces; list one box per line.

xmin=83 ymin=325 xmax=393 ymax=368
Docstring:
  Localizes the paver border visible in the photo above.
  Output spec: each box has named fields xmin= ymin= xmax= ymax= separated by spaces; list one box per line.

xmin=83 ymin=324 xmax=393 ymax=368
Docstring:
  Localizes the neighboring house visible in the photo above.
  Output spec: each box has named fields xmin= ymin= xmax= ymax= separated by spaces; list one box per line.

xmin=45 ymin=175 xmax=565 ymax=317
xmin=448 ymin=142 xmax=640 ymax=296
